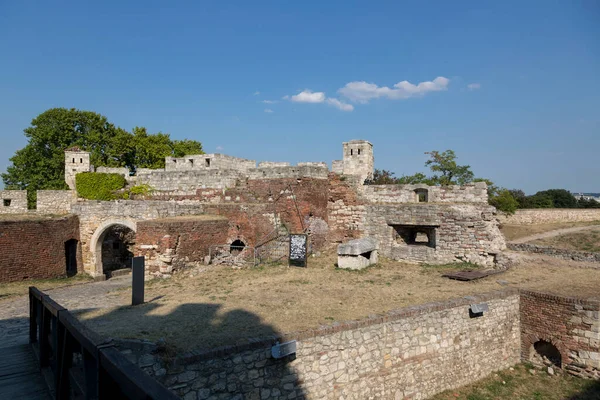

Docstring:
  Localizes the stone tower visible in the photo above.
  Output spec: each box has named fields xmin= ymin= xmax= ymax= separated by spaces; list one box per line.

xmin=64 ymin=148 xmax=91 ymax=190
xmin=341 ymin=140 xmax=374 ymax=183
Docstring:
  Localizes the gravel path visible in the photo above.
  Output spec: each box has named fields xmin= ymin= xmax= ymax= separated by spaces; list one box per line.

xmin=510 ymin=224 xmax=600 ymax=244
xmin=0 ymin=276 xmax=131 ymax=348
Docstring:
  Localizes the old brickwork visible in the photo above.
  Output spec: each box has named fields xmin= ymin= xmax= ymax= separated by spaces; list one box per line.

xmin=326 ymin=174 xmax=366 ymax=243
xmin=0 ymin=215 xmax=81 ymax=282
xmin=124 ymin=290 xmax=520 ymax=399
xmin=136 ymin=217 xmax=229 ymax=274
xmin=520 ymin=290 xmax=600 ymax=379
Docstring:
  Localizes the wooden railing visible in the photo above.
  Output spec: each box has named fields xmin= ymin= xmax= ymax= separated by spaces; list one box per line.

xmin=29 ymin=287 xmax=179 ymax=400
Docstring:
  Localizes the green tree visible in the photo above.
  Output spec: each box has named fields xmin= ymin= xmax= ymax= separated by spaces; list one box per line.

xmin=534 ymin=189 xmax=577 ymax=208
xmin=2 ymin=108 xmax=204 ymax=207
xmin=489 ymin=189 xmax=519 ymax=214
xmin=424 ymin=150 xmax=474 ymax=186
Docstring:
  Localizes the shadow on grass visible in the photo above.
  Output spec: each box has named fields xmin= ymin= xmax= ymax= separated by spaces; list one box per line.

xmin=79 ymin=301 xmax=307 ymax=399
xmin=568 ymin=379 xmax=600 ymax=400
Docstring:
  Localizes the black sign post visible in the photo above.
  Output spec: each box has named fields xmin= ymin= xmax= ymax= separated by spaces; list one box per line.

xmin=132 ymin=256 xmax=145 ymax=306
xmin=289 ymin=234 xmax=308 ymax=267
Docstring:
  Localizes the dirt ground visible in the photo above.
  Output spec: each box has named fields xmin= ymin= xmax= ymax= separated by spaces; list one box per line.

xmin=76 ymin=251 xmax=600 ymax=353
xmin=500 ymin=221 xmax=600 ymax=241
xmin=531 ymin=226 xmax=600 ymax=253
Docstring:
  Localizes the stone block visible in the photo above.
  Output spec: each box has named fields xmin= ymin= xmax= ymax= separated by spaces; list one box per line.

xmin=337 ymin=237 xmax=378 ymax=270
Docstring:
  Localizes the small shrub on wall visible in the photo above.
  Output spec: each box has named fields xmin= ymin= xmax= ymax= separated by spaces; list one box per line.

xmin=76 ymin=172 xmax=127 ymax=200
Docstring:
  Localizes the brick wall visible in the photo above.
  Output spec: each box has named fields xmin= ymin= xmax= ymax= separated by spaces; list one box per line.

xmin=135 ymin=217 xmax=229 ymax=274
xmin=0 ymin=215 xmax=81 ymax=282
xmin=362 ymin=182 xmax=489 ymax=204
xmin=520 ymin=290 xmax=600 ymax=379
xmin=327 ymin=174 xmax=366 ymax=243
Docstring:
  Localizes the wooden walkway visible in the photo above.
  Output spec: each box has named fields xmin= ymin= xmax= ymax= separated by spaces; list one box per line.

xmin=0 ymin=344 xmax=51 ymax=399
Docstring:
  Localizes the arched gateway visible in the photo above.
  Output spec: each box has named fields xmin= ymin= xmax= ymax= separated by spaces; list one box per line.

xmin=90 ymin=219 xmax=137 ymax=278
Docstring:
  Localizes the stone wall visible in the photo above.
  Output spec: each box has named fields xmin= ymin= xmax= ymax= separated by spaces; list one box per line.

xmin=362 ymin=182 xmax=489 ymax=204
xmin=165 ymin=153 xmax=256 ymax=172
xmin=507 ymin=243 xmax=600 ymax=264
xmin=71 ymin=200 xmax=208 ymax=275
xmin=136 ymin=170 xmax=244 ymax=192
xmin=36 ymin=190 xmax=76 ymax=214
xmin=126 ymin=290 xmax=520 ymax=399
xmin=0 ymin=190 xmax=28 ymax=214
xmin=498 ymin=209 xmax=600 ymax=225
xmin=136 ymin=216 xmax=229 ymax=274
xmin=327 ymin=174 xmax=366 ymax=243
xmin=364 ymin=203 xmax=506 ymax=266
xmin=247 ymin=165 xmax=329 ymax=180
xmin=95 ymin=166 xmax=130 ymax=176
xmin=0 ymin=215 xmax=81 ymax=282
xmin=520 ymin=290 xmax=600 ymax=379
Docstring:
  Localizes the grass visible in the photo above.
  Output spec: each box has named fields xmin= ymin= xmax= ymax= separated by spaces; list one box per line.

xmin=74 ymin=250 xmax=600 ymax=353
xmin=532 ymin=227 xmax=600 ymax=253
xmin=0 ymin=274 xmax=93 ymax=300
xmin=500 ymin=221 xmax=600 ymax=241
xmin=431 ymin=363 xmax=600 ymax=400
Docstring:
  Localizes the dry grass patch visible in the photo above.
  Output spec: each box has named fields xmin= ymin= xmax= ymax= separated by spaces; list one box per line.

xmin=0 ymin=274 xmax=93 ymax=301
xmin=431 ymin=363 xmax=600 ymax=400
xmin=75 ymin=251 xmax=600 ymax=353
xmin=532 ymin=227 xmax=600 ymax=252
xmin=500 ymin=221 xmax=600 ymax=241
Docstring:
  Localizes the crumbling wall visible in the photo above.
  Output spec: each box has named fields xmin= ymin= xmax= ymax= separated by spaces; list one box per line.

xmin=0 ymin=215 xmax=81 ymax=282
xmin=36 ymin=190 xmax=76 ymax=214
xmin=0 ymin=190 xmax=28 ymax=214
xmin=136 ymin=217 xmax=229 ymax=274
xmin=327 ymin=174 xmax=366 ymax=243
xmin=521 ymin=290 xmax=600 ymax=379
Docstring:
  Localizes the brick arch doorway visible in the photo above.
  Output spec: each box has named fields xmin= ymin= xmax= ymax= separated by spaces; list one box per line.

xmin=90 ymin=220 xmax=137 ymax=278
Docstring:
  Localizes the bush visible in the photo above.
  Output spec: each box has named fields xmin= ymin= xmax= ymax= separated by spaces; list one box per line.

xmin=128 ymin=184 xmax=154 ymax=197
xmin=489 ymin=189 xmax=519 ymax=214
xmin=76 ymin=172 xmax=127 ymax=200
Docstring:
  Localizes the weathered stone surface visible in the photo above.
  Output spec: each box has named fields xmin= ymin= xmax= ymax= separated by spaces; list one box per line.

xmin=337 ymin=237 xmax=378 ymax=256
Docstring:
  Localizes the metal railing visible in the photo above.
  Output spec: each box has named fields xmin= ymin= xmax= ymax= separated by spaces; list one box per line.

xmin=29 ymin=287 xmax=178 ymax=400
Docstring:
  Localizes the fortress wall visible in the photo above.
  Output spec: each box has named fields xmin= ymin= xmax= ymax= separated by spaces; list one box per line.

xmin=0 ymin=215 xmax=81 ymax=282
xmin=247 ymin=165 xmax=329 ymax=180
xmin=36 ymin=190 xmax=76 ymax=214
xmin=128 ymin=290 xmax=521 ymax=399
xmin=165 ymin=154 xmax=256 ymax=172
xmin=521 ymin=290 xmax=600 ymax=379
xmin=135 ymin=170 xmax=244 ymax=191
xmin=364 ymin=203 xmax=506 ymax=266
xmin=498 ymin=209 xmax=600 ymax=225
xmin=136 ymin=217 xmax=229 ymax=274
xmin=363 ymin=182 xmax=489 ymax=204
xmin=0 ymin=190 xmax=28 ymax=214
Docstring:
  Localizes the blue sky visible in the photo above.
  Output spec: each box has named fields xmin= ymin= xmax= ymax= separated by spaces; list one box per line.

xmin=0 ymin=1 xmax=598 ymax=193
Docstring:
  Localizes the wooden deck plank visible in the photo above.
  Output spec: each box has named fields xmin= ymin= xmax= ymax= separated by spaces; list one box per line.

xmin=0 ymin=344 xmax=51 ymax=400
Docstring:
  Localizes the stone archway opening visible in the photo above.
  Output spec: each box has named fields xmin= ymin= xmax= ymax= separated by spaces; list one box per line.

xmin=531 ymin=340 xmax=562 ymax=368
xmin=93 ymin=222 xmax=136 ymax=278
xmin=230 ymin=239 xmax=246 ymax=256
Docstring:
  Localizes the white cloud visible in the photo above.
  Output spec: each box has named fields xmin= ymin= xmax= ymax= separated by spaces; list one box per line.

xmin=262 ymin=100 xmax=278 ymax=104
xmin=264 ymin=108 xmax=274 ymax=113
xmin=216 ymin=145 xmax=224 ymax=151
xmin=326 ymin=98 xmax=354 ymax=112
xmin=287 ymin=90 xmax=326 ymax=103
xmin=253 ymin=91 xmax=260 ymax=95
xmin=467 ymin=83 xmax=481 ymax=90
xmin=338 ymin=76 xmax=450 ymax=103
